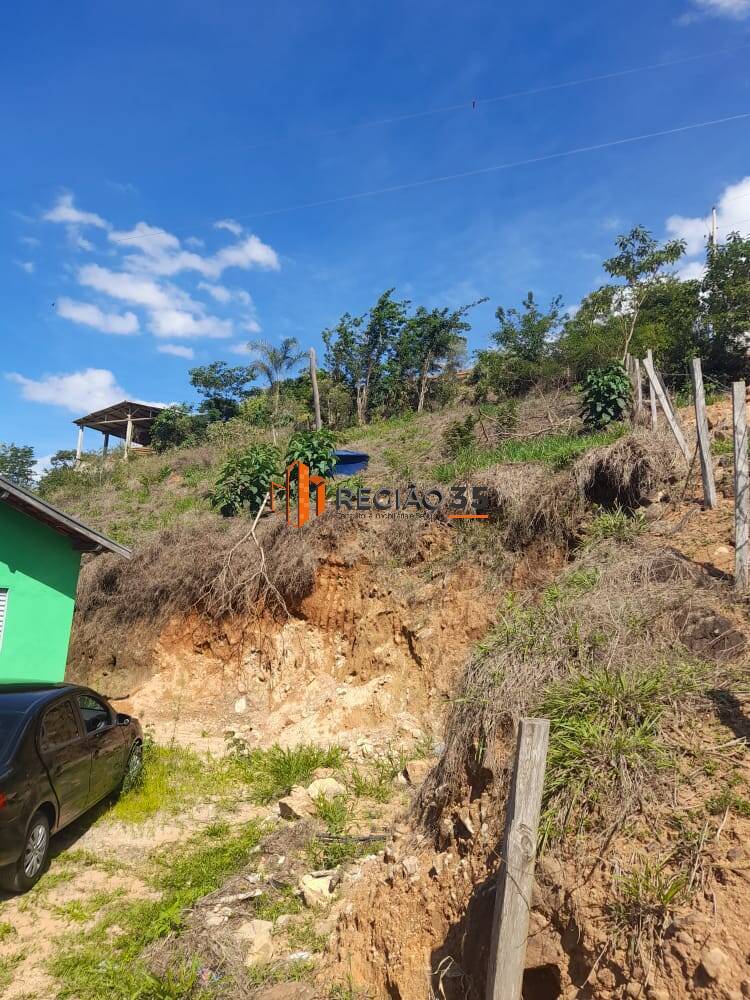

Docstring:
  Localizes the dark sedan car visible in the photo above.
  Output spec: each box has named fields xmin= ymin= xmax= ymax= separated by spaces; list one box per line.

xmin=0 ymin=683 xmax=142 ymax=892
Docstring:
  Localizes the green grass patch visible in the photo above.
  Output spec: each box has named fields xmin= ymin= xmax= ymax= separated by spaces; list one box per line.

xmin=433 ymin=425 xmax=625 ymax=482
xmin=227 ymin=742 xmax=344 ymax=803
xmin=105 ymin=740 xmax=242 ymax=824
xmin=287 ymin=915 xmax=329 ymax=953
xmin=252 ymin=886 xmax=304 ymax=922
xmin=347 ymin=751 xmax=405 ymax=803
xmin=49 ymin=822 xmax=264 ymax=1000
xmin=539 ymin=664 xmax=701 ymax=846
xmin=587 ymin=506 xmax=646 ymax=542
xmin=245 ymin=959 xmax=316 ymax=988
xmin=0 ymin=952 xmax=25 ymax=993
xmin=52 ymin=889 xmax=126 ymax=924
xmin=0 ymin=920 xmax=15 ymax=942
xmin=610 ymin=859 xmax=687 ymax=942
xmin=313 ymin=793 xmax=352 ymax=835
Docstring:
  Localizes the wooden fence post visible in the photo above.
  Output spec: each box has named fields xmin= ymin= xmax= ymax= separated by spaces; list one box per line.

xmin=486 ymin=718 xmax=550 ymax=1000
xmin=646 ymin=350 xmax=658 ymax=430
xmin=691 ymin=358 xmax=717 ymax=509
xmin=733 ymin=381 xmax=749 ymax=592
xmin=634 ymin=358 xmax=643 ymax=422
xmin=642 ymin=353 xmax=691 ymax=461
xmin=309 ymin=347 xmax=322 ymax=431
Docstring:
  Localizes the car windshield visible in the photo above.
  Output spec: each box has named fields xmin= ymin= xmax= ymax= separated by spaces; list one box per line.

xmin=0 ymin=711 xmax=24 ymax=763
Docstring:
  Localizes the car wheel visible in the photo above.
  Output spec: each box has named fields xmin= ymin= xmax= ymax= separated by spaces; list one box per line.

xmin=0 ymin=810 xmax=50 ymax=893
xmin=122 ymin=741 xmax=143 ymax=792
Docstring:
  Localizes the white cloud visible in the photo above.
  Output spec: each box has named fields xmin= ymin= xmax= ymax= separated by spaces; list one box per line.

xmin=184 ymin=236 xmax=205 ymax=248
xmin=214 ymin=218 xmax=243 ymax=236
xmin=7 ymin=368 xmax=127 ymax=414
xmin=148 ymin=309 xmax=233 ymax=339
xmin=78 ymin=264 xmax=199 ymax=312
xmin=667 ymin=176 xmax=750 ymax=258
xmin=43 ymin=192 xmax=109 ymax=230
xmin=14 ymin=260 xmax=34 ymax=273
xmin=57 ymin=297 xmax=139 ymax=335
xmin=66 ymin=227 xmax=94 ymax=251
xmin=33 ymin=453 xmax=54 ymax=479
xmin=157 ymin=343 xmax=195 ymax=359
xmin=113 ymin=222 xmax=280 ymax=279
xmin=20 ymin=236 xmax=40 ymax=248
xmin=676 ymin=260 xmax=707 ymax=282
xmin=240 ymin=317 xmax=262 ymax=334
xmin=227 ymin=342 xmax=254 ymax=356
xmin=687 ymin=0 xmax=750 ymax=17
xmin=198 ymin=281 xmax=232 ymax=304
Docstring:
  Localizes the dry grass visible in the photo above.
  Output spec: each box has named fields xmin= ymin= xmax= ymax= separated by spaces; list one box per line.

xmin=417 ymin=542 xmax=726 ymax=843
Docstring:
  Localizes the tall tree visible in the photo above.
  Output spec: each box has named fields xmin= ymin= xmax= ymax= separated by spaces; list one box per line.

xmin=0 ymin=443 xmax=35 ymax=488
xmin=401 ymin=301 xmax=480 ymax=411
xmin=700 ymin=232 xmax=750 ymax=380
xmin=603 ymin=225 xmax=686 ymax=360
xmin=189 ymin=361 xmax=256 ymax=421
xmin=323 ymin=289 xmax=409 ymax=424
xmin=247 ymin=337 xmax=305 ymax=439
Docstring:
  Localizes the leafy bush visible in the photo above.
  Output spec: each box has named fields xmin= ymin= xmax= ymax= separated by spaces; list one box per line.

xmin=480 ymin=398 xmax=519 ymax=436
xmin=226 ymin=740 xmax=344 ymax=802
xmin=151 ymin=406 xmax=207 ymax=452
xmin=284 ymin=429 xmax=337 ymax=477
xmin=239 ymin=393 xmax=273 ymax=428
xmin=211 ymin=444 xmax=281 ymax=516
xmin=443 ymin=414 xmax=477 ymax=457
xmin=580 ymin=363 xmax=631 ymax=429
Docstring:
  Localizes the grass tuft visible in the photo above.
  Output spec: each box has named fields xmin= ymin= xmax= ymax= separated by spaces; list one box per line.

xmin=227 ymin=741 xmax=345 ymax=803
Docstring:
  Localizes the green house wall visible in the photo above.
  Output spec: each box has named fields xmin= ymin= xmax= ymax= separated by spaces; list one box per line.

xmin=0 ymin=503 xmax=82 ymax=683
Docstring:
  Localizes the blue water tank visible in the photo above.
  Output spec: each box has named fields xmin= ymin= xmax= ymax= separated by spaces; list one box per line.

xmin=332 ymin=450 xmax=369 ymax=476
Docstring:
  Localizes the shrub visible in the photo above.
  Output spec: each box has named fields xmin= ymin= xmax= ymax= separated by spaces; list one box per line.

xmin=226 ymin=740 xmax=344 ymax=802
xmin=580 ymin=362 xmax=631 ymax=429
xmin=211 ymin=444 xmax=281 ymax=516
xmin=151 ymin=406 xmax=207 ymax=452
xmin=239 ymin=393 xmax=273 ymax=428
xmin=284 ymin=429 xmax=337 ymax=477
xmin=443 ymin=414 xmax=477 ymax=457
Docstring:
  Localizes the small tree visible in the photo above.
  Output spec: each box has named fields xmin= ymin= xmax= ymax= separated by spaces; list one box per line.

xmin=401 ymin=301 xmax=480 ymax=412
xmin=603 ymin=226 xmax=686 ymax=360
xmin=284 ymin=429 xmax=337 ymax=478
xmin=580 ymin=363 xmax=632 ymax=429
xmin=189 ymin=361 xmax=256 ymax=422
xmin=212 ymin=444 xmax=281 ymax=516
xmin=247 ymin=338 xmax=305 ymax=440
xmin=151 ymin=405 xmax=206 ymax=452
xmin=487 ymin=292 xmax=565 ymax=394
xmin=0 ymin=443 xmax=35 ymax=488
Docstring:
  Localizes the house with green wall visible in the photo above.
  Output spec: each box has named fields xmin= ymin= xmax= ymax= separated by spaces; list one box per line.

xmin=0 ymin=475 xmax=130 ymax=684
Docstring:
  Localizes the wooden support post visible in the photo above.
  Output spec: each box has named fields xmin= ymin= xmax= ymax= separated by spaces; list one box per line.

xmin=733 ymin=381 xmax=749 ymax=592
xmin=124 ymin=414 xmax=133 ymax=459
xmin=486 ymin=718 xmax=550 ymax=1000
xmin=102 ymin=432 xmax=110 ymax=460
xmin=646 ymin=350 xmax=658 ymax=430
xmin=643 ymin=353 xmax=691 ymax=461
xmin=75 ymin=426 xmax=84 ymax=462
xmin=309 ymin=348 xmax=322 ymax=431
xmin=634 ymin=358 xmax=643 ymax=419
xmin=691 ymin=358 xmax=717 ymax=510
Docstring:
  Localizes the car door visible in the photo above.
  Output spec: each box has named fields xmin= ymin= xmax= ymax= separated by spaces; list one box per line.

xmin=38 ymin=699 xmax=91 ymax=827
xmin=75 ymin=693 xmax=126 ymax=804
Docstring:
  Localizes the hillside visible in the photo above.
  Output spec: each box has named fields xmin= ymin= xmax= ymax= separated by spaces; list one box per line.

xmin=2 ymin=391 xmax=749 ymax=1000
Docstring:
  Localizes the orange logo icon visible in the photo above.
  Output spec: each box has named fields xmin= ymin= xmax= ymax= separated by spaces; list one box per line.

xmin=270 ymin=460 xmax=326 ymax=527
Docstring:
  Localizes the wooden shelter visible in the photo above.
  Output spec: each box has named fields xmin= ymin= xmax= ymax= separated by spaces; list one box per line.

xmin=73 ymin=400 xmax=165 ymax=460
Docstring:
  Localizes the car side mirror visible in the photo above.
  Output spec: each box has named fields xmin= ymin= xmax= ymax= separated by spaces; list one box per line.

xmin=116 ymin=713 xmax=131 ymax=727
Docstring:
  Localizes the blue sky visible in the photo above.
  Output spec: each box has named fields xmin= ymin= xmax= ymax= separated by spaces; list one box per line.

xmin=3 ymin=0 xmax=750 ymax=465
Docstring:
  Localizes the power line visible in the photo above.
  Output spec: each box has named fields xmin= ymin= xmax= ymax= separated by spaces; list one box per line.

xmin=109 ymin=109 xmax=750 ymax=244
xmin=238 ymin=43 xmax=750 ymax=152
xmin=239 ymin=111 xmax=750 ymax=221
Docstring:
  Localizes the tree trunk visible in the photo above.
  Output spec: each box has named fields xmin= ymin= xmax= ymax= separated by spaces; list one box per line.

xmin=417 ymin=356 xmax=431 ymax=413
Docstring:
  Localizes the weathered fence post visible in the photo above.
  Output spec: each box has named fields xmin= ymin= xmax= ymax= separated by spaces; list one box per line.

xmin=486 ymin=718 xmax=550 ymax=1000
xmin=733 ymin=381 xmax=749 ymax=592
xmin=309 ymin=347 xmax=322 ymax=431
xmin=691 ymin=358 xmax=717 ymax=510
xmin=634 ymin=358 xmax=643 ymax=422
xmin=643 ymin=353 xmax=691 ymax=461
xmin=646 ymin=350 xmax=658 ymax=430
